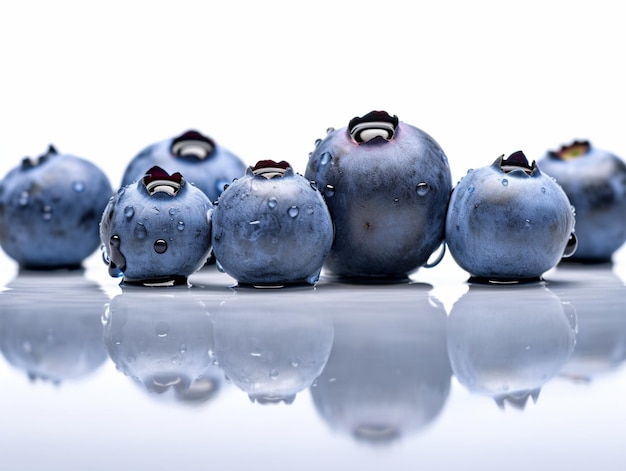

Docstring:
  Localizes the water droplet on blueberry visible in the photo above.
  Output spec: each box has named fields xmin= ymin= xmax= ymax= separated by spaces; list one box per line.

xmin=467 ymin=185 xmax=475 ymax=193
xmin=177 ymin=221 xmax=185 ymax=231
xmin=42 ymin=205 xmax=53 ymax=220
xmin=502 ymin=178 xmax=509 ymax=186
xmin=324 ymin=184 xmax=335 ymax=197
xmin=154 ymin=239 xmax=168 ymax=254
xmin=288 ymin=206 xmax=299 ymax=218
xmin=416 ymin=182 xmax=430 ymax=196
xmin=124 ymin=206 xmax=135 ymax=219
xmin=269 ymin=369 xmax=279 ymax=379
xmin=134 ymin=222 xmax=147 ymax=239
xmin=314 ymin=138 xmax=322 ymax=147
xmin=215 ymin=260 xmax=225 ymax=272
xmin=524 ymin=219 xmax=531 ymax=228
xmin=320 ymin=152 xmax=332 ymax=165
xmin=18 ymin=191 xmax=29 ymax=206
xmin=268 ymin=197 xmax=278 ymax=208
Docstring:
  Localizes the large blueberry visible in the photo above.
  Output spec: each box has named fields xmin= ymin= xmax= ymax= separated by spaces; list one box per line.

xmin=210 ymin=160 xmax=333 ymax=286
xmin=304 ymin=110 xmax=452 ymax=280
xmin=446 ymin=151 xmax=577 ymax=281
xmin=100 ymin=166 xmax=212 ymax=285
xmin=0 ymin=145 xmax=113 ymax=269
xmin=537 ymin=140 xmax=626 ymax=262
xmin=120 ymin=129 xmax=247 ymax=202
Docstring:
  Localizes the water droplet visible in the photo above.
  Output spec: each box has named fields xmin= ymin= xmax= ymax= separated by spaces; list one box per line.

xmin=416 ymin=182 xmax=430 ymax=196
xmin=314 ymin=138 xmax=322 ymax=147
xmin=326 ymin=127 xmax=335 ymax=134
xmin=151 ymin=206 xmax=160 ymax=214
xmin=216 ymin=179 xmax=230 ymax=195
xmin=324 ymin=184 xmax=335 ymax=197
xmin=155 ymin=321 xmax=170 ymax=337
xmin=177 ymin=221 xmax=185 ymax=231
xmin=73 ymin=181 xmax=85 ymax=192
xmin=290 ymin=358 xmax=300 ymax=368
xmin=309 ymin=181 xmax=318 ymax=191
xmin=134 ymin=222 xmax=147 ymax=239
xmin=524 ymin=219 xmax=531 ymax=228
xmin=467 ymin=185 xmax=475 ymax=193
xmin=250 ymin=352 xmax=262 ymax=357
xmin=100 ymin=244 xmax=110 ymax=265
xmin=18 ymin=191 xmax=30 ymax=206
xmin=501 ymin=178 xmax=509 ymax=186
xmin=270 ymin=369 xmax=279 ymax=379
xmin=168 ymin=207 xmax=177 ymax=216
xmin=42 ymin=205 xmax=53 ymax=220
xmin=101 ymin=305 xmax=111 ymax=325
xmin=268 ymin=197 xmax=278 ymax=208
xmin=124 ymin=206 xmax=135 ymax=219
xmin=541 ymin=187 xmax=546 ymax=193
xmin=215 ymin=260 xmax=225 ymax=272
xmin=288 ymin=206 xmax=299 ymax=218
xmin=320 ymin=152 xmax=332 ymax=165
xmin=108 ymin=235 xmax=126 ymax=277
xmin=179 ymin=344 xmax=187 ymax=354
xmin=154 ymin=239 xmax=168 ymax=254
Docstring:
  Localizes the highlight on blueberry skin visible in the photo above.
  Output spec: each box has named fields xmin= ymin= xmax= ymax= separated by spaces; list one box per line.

xmin=99 ymin=166 xmax=213 ymax=286
xmin=445 ymin=151 xmax=578 ymax=282
xmin=304 ymin=110 xmax=452 ymax=280
xmin=210 ymin=160 xmax=334 ymax=286
xmin=0 ymin=145 xmax=113 ymax=269
xmin=537 ymin=140 xmax=626 ymax=263
xmin=120 ymin=129 xmax=247 ymax=202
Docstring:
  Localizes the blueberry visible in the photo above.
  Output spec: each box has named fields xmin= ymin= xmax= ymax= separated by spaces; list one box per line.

xmin=210 ymin=160 xmax=334 ymax=286
xmin=304 ymin=110 xmax=452 ymax=280
xmin=120 ymin=129 xmax=247 ymax=201
xmin=99 ymin=166 xmax=213 ymax=285
xmin=0 ymin=145 xmax=113 ymax=269
xmin=537 ymin=140 xmax=626 ymax=262
xmin=445 ymin=151 xmax=578 ymax=282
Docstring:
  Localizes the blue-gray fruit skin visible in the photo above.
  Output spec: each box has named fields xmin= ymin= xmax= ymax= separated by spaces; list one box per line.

xmin=446 ymin=151 xmax=578 ymax=282
xmin=100 ymin=166 xmax=212 ymax=285
xmin=210 ymin=160 xmax=333 ymax=286
xmin=0 ymin=145 xmax=113 ymax=269
xmin=304 ymin=110 xmax=452 ymax=280
xmin=537 ymin=140 xmax=626 ymax=263
xmin=120 ymin=130 xmax=247 ymax=202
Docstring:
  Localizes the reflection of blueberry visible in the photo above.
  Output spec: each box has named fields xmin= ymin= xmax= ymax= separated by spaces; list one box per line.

xmin=100 ymin=166 xmax=212 ymax=286
xmin=0 ymin=271 xmax=109 ymax=384
xmin=304 ymin=110 xmax=452 ymax=280
xmin=210 ymin=160 xmax=333 ymax=286
xmin=446 ymin=151 xmax=578 ymax=282
xmin=213 ymin=290 xmax=334 ymax=404
xmin=120 ymin=130 xmax=247 ymax=201
xmin=0 ymin=145 xmax=113 ymax=269
xmin=447 ymin=283 xmax=576 ymax=409
xmin=537 ymin=140 xmax=626 ymax=262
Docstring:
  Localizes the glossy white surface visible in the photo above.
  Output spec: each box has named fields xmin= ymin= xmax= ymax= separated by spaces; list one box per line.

xmin=1 ymin=247 xmax=626 ymax=470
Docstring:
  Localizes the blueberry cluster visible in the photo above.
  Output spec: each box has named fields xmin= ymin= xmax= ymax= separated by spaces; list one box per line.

xmin=1 ymin=115 xmax=625 ymax=286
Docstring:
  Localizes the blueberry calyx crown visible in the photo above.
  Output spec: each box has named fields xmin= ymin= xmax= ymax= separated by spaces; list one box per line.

xmin=499 ymin=150 xmax=537 ymax=176
xmin=549 ymin=140 xmax=591 ymax=160
xmin=349 ymin=110 xmax=399 ymax=143
xmin=251 ymin=160 xmax=291 ymax=179
xmin=21 ymin=144 xmax=58 ymax=170
xmin=170 ymin=130 xmax=216 ymax=161
xmin=142 ymin=166 xmax=184 ymax=196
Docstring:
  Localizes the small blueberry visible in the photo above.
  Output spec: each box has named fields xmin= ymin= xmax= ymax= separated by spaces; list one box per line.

xmin=99 ymin=166 xmax=213 ymax=286
xmin=120 ymin=130 xmax=247 ymax=202
xmin=0 ymin=145 xmax=113 ymax=269
xmin=446 ymin=151 xmax=578 ymax=282
xmin=537 ymin=140 xmax=626 ymax=262
xmin=304 ymin=110 xmax=452 ymax=280
xmin=210 ymin=159 xmax=334 ymax=286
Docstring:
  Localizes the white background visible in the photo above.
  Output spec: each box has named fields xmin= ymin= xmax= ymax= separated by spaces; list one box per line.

xmin=2 ymin=0 xmax=625 ymax=189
